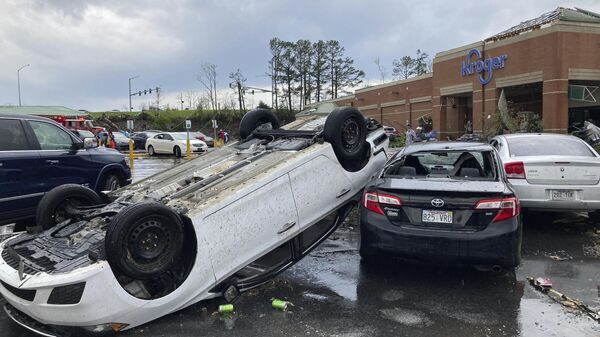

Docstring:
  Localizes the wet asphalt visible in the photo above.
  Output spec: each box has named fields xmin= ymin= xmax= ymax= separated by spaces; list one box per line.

xmin=1 ymin=155 xmax=600 ymax=337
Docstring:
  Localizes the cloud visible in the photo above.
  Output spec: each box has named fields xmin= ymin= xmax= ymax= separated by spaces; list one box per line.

xmin=0 ymin=0 xmax=598 ymax=110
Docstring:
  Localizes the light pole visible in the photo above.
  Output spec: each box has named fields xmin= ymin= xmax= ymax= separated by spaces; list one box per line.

xmin=17 ymin=64 xmax=30 ymax=106
xmin=128 ymin=75 xmax=140 ymax=112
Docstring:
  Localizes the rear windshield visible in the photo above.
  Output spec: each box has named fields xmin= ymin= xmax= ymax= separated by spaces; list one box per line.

xmin=384 ymin=150 xmax=497 ymax=181
xmin=507 ymin=136 xmax=594 ymax=157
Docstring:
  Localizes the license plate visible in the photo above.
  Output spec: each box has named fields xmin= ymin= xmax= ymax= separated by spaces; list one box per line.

xmin=551 ymin=190 xmax=575 ymax=200
xmin=422 ymin=210 xmax=453 ymax=224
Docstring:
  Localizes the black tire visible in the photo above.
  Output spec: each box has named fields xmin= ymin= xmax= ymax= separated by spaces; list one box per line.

xmin=105 ymin=202 xmax=185 ymax=280
xmin=102 ymin=174 xmax=121 ymax=191
xmin=239 ymin=109 xmax=280 ymax=139
xmin=148 ymin=145 xmax=155 ymax=156
xmin=323 ymin=107 xmax=368 ymax=164
xmin=36 ymin=184 xmax=103 ymax=230
xmin=174 ymin=146 xmax=182 ymax=157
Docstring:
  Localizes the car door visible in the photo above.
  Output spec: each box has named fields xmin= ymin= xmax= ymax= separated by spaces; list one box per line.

xmin=288 ymin=155 xmax=354 ymax=231
xmin=161 ymin=133 xmax=174 ymax=153
xmin=0 ymin=118 xmax=43 ymax=223
xmin=201 ymin=173 xmax=299 ymax=281
xmin=26 ymin=119 xmax=97 ymax=191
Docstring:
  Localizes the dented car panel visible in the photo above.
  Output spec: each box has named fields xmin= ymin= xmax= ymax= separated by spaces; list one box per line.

xmin=0 ymin=109 xmax=388 ymax=333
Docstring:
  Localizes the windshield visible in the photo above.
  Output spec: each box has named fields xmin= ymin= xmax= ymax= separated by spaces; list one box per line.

xmin=172 ymin=133 xmax=190 ymax=140
xmin=113 ymin=132 xmax=128 ymax=140
xmin=507 ymin=136 xmax=594 ymax=157
xmin=384 ymin=150 xmax=497 ymax=181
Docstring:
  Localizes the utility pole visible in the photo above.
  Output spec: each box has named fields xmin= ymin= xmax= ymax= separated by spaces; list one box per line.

xmin=128 ymin=75 xmax=139 ymax=112
xmin=17 ymin=64 xmax=30 ymax=106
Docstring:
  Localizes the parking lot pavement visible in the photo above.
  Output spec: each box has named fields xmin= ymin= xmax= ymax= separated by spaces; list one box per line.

xmin=2 ymin=157 xmax=600 ymax=337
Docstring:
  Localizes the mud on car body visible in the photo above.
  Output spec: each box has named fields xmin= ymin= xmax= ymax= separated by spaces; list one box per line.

xmin=0 ymin=107 xmax=388 ymax=335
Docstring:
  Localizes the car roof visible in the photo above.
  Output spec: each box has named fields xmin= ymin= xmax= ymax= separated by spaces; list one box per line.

xmin=0 ymin=113 xmax=56 ymax=122
xmin=402 ymin=141 xmax=494 ymax=154
xmin=499 ymin=133 xmax=579 ymax=140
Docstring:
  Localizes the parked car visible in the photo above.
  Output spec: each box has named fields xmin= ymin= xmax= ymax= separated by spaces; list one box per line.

xmin=145 ymin=132 xmax=208 ymax=157
xmin=130 ymin=131 xmax=158 ymax=149
xmin=490 ymin=133 xmax=600 ymax=221
xmin=360 ymin=142 xmax=521 ymax=269
xmin=0 ymin=107 xmax=388 ymax=334
xmin=0 ymin=114 xmax=131 ymax=228
xmin=70 ymin=129 xmax=96 ymax=140
xmin=383 ymin=126 xmax=399 ymax=140
xmin=192 ymin=131 xmax=214 ymax=147
xmin=111 ymin=131 xmax=131 ymax=151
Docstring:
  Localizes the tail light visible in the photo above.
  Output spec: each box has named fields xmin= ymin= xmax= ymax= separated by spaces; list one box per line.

xmin=363 ymin=191 xmax=401 ymax=215
xmin=504 ymin=162 xmax=525 ymax=179
xmin=475 ymin=197 xmax=519 ymax=222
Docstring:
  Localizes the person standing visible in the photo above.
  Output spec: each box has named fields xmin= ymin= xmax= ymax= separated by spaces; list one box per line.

xmin=405 ymin=124 xmax=417 ymax=145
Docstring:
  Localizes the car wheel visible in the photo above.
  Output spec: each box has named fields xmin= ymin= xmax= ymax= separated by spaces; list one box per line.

xmin=102 ymin=174 xmax=121 ymax=191
xmin=105 ymin=202 xmax=185 ymax=280
xmin=174 ymin=146 xmax=182 ymax=157
xmin=36 ymin=184 xmax=103 ymax=230
xmin=239 ymin=108 xmax=280 ymax=139
xmin=148 ymin=145 xmax=155 ymax=156
xmin=323 ymin=107 xmax=368 ymax=169
xmin=589 ymin=211 xmax=600 ymax=224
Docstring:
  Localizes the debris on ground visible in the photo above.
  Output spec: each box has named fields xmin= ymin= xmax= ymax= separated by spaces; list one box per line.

xmin=527 ymin=277 xmax=600 ymax=322
xmin=271 ymin=299 xmax=294 ymax=311
xmin=217 ymin=304 xmax=234 ymax=314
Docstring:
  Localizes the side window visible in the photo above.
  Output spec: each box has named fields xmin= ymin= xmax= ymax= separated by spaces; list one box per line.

xmin=164 ymin=134 xmax=173 ymax=141
xmin=155 ymin=134 xmax=163 ymax=139
xmin=29 ymin=121 xmax=74 ymax=150
xmin=0 ymin=119 xmax=30 ymax=151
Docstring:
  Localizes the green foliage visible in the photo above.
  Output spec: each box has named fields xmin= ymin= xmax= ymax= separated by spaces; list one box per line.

xmin=388 ymin=133 xmax=406 ymax=148
xmin=392 ymin=49 xmax=430 ymax=80
xmin=257 ymin=101 xmax=271 ymax=109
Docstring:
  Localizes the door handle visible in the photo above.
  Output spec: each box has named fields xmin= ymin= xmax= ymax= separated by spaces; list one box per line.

xmin=46 ymin=160 xmax=59 ymax=165
xmin=336 ymin=188 xmax=351 ymax=198
xmin=277 ymin=222 xmax=296 ymax=234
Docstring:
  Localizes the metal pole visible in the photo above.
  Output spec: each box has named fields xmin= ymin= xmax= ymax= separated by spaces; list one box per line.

xmin=17 ymin=64 xmax=30 ymax=106
xmin=128 ymin=75 xmax=139 ymax=112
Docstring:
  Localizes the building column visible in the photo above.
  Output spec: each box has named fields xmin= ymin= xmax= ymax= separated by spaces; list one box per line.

xmin=542 ymin=79 xmax=569 ymax=133
xmin=432 ymin=95 xmax=446 ymax=138
xmin=482 ymin=87 xmax=499 ymax=133
xmin=472 ymin=89 xmax=484 ymax=133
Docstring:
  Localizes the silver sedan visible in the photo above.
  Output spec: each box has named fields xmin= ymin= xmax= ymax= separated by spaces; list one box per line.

xmin=491 ymin=133 xmax=600 ymax=220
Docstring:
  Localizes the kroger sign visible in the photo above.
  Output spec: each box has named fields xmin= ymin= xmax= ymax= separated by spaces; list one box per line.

xmin=460 ymin=48 xmax=507 ymax=85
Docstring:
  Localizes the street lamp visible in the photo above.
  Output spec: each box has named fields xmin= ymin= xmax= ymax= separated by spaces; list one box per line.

xmin=128 ymin=75 xmax=140 ymax=112
xmin=17 ymin=64 xmax=30 ymax=106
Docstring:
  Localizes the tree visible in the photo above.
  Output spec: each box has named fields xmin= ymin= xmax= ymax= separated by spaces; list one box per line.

xmin=257 ymin=101 xmax=271 ymax=109
xmin=326 ymin=40 xmax=364 ymax=99
xmin=414 ymin=49 xmax=429 ymax=76
xmin=268 ymin=38 xmax=283 ymax=111
xmin=392 ymin=56 xmax=415 ymax=80
xmin=197 ymin=63 xmax=218 ymax=111
xmin=294 ymin=39 xmax=313 ymax=110
xmin=392 ymin=50 xmax=430 ymax=80
xmin=374 ymin=57 xmax=386 ymax=83
xmin=311 ymin=40 xmax=329 ymax=102
xmin=278 ymin=41 xmax=298 ymax=111
xmin=229 ymin=69 xmax=247 ymax=112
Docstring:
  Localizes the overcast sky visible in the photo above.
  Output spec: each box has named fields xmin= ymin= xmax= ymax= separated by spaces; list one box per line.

xmin=1 ymin=0 xmax=599 ymax=111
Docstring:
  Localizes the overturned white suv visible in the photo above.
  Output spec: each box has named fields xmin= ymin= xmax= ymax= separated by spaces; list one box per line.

xmin=0 ymin=107 xmax=388 ymax=335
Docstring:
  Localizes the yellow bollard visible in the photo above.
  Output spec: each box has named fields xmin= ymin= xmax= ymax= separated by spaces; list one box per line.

xmin=128 ymin=138 xmax=134 ymax=174
xmin=186 ymin=138 xmax=191 ymax=160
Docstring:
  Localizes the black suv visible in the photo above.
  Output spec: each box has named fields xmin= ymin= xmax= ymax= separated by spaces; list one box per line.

xmin=0 ymin=114 xmax=131 ymax=227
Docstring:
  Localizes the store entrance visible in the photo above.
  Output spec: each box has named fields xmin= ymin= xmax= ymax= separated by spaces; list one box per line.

xmin=444 ymin=93 xmax=472 ymax=139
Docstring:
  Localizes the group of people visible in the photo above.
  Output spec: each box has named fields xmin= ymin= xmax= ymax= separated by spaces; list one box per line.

xmin=405 ymin=124 xmax=438 ymax=145
xmin=217 ymin=129 xmax=230 ymax=144
xmin=98 ymin=130 xmax=117 ymax=149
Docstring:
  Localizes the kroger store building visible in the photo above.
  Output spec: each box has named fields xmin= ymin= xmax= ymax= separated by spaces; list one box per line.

xmin=331 ymin=7 xmax=600 ymax=138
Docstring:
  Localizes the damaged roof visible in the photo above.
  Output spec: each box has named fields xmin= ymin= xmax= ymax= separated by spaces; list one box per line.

xmin=486 ymin=7 xmax=600 ymax=42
